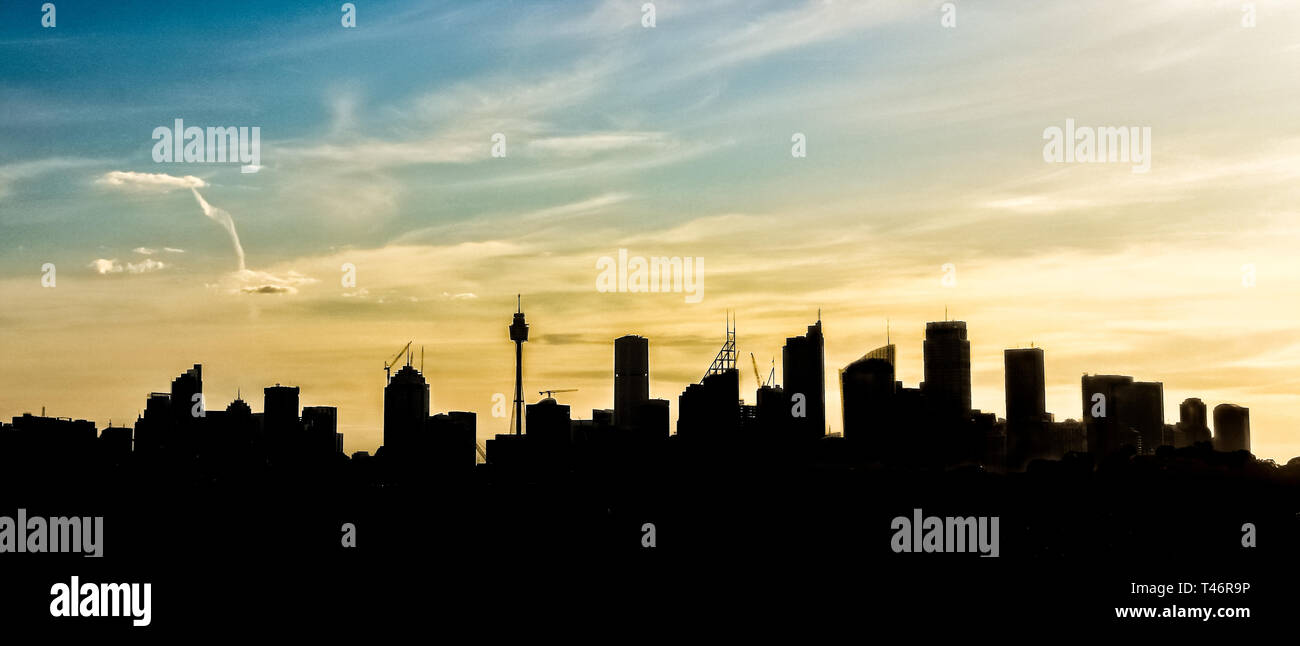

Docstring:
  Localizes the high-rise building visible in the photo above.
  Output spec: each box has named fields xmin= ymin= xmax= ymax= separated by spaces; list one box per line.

xmin=302 ymin=406 xmax=338 ymax=458
xmin=526 ymin=397 xmax=572 ymax=445
xmin=783 ymin=318 xmax=825 ymax=440
xmin=383 ymin=365 xmax=429 ymax=454
xmin=1123 ymin=381 xmax=1164 ymax=454
xmin=1004 ymin=348 xmax=1048 ymax=468
xmin=1178 ymin=398 xmax=1211 ymax=446
xmin=840 ymin=344 xmax=896 ymax=442
xmin=264 ymin=385 xmax=300 ymax=434
xmin=614 ymin=335 xmax=649 ymax=428
xmin=677 ymin=369 xmax=739 ymax=440
xmin=1082 ymin=374 xmax=1134 ymax=458
xmin=1213 ymin=404 xmax=1250 ymax=452
xmin=922 ymin=321 xmax=971 ymax=422
xmin=170 ymin=364 xmax=203 ymax=426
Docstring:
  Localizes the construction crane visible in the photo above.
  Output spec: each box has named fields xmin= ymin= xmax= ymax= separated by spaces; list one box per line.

xmin=538 ymin=388 xmax=577 ymax=398
xmin=474 ymin=441 xmax=488 ymax=463
xmin=749 ymin=353 xmax=763 ymax=389
xmin=384 ymin=340 xmax=413 ymax=383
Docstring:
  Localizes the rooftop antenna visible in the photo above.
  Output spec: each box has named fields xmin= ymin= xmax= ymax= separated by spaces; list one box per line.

xmin=886 ymin=318 xmax=891 ymax=346
xmin=945 ymin=305 xmax=948 ymax=321
xmin=421 ymin=345 xmax=425 ymax=373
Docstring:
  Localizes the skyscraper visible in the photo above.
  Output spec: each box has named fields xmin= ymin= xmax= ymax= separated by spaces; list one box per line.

xmin=614 ymin=335 xmax=649 ymax=428
xmin=922 ymin=321 xmax=971 ymax=422
xmin=302 ymin=406 xmax=338 ymax=459
xmin=1123 ymin=381 xmax=1164 ymax=455
xmin=169 ymin=363 xmax=203 ymax=427
xmin=1082 ymin=374 xmax=1135 ymax=458
xmin=383 ymin=364 xmax=429 ymax=455
xmin=1004 ymin=348 xmax=1048 ymax=467
xmin=840 ymin=344 xmax=896 ymax=442
xmin=1178 ymin=398 xmax=1211 ymax=446
xmin=1213 ymin=404 xmax=1250 ymax=452
xmin=783 ymin=318 xmax=825 ymax=440
xmin=264 ymin=385 xmax=300 ymax=435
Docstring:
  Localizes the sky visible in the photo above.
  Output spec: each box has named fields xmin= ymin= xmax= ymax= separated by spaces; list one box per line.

xmin=2 ymin=0 xmax=1300 ymax=460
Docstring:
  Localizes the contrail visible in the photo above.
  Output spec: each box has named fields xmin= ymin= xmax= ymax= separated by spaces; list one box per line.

xmin=190 ymin=188 xmax=246 ymax=271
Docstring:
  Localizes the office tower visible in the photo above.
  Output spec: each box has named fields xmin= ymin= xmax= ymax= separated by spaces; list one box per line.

xmin=677 ymin=369 xmax=740 ymax=440
xmin=631 ymin=398 xmax=671 ymax=440
xmin=1213 ymin=404 xmax=1250 ymax=453
xmin=1082 ymin=374 xmax=1134 ymax=458
xmin=1178 ymin=398 xmax=1211 ymax=446
xmin=783 ymin=318 xmax=826 ymax=440
xmin=426 ymin=411 xmax=476 ymax=472
xmin=1122 ymin=381 xmax=1164 ymax=455
xmin=840 ymin=344 xmax=896 ymax=442
xmin=302 ymin=406 xmax=338 ymax=458
xmin=134 ymin=392 xmax=172 ymax=457
xmin=526 ymin=396 xmax=572 ymax=445
xmin=383 ymin=364 xmax=429 ymax=454
xmin=169 ymin=363 xmax=203 ymax=426
xmin=1004 ymin=348 xmax=1048 ymax=467
xmin=264 ymin=385 xmax=301 ymax=434
xmin=922 ymin=321 xmax=971 ymax=422
xmin=614 ymin=335 xmax=649 ymax=428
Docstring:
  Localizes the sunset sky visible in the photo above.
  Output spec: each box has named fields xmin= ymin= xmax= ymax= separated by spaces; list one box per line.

xmin=3 ymin=1 xmax=1300 ymax=460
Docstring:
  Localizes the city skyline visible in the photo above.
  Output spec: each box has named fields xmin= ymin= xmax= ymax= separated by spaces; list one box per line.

xmin=3 ymin=1 xmax=1299 ymax=461
xmin=1 ymin=305 xmax=1264 ymax=464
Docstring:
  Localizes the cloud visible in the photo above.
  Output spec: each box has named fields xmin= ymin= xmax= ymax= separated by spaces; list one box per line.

xmin=224 ymin=269 xmax=317 ymax=296
xmin=88 ymin=259 xmax=121 ymax=275
xmin=88 ymin=258 xmax=167 ymax=274
xmin=133 ymin=247 xmax=185 ymax=255
xmin=95 ymin=170 xmax=207 ymax=192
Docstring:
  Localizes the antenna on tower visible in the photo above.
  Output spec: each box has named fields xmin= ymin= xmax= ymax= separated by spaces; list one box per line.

xmin=886 ymin=319 xmax=891 ymax=346
xmin=421 ymin=346 xmax=425 ymax=373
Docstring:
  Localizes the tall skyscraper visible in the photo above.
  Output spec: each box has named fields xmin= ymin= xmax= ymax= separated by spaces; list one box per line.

xmin=677 ymin=369 xmax=739 ymax=440
xmin=922 ymin=321 xmax=971 ymax=422
xmin=1004 ymin=348 xmax=1047 ymax=467
xmin=383 ymin=364 xmax=429 ymax=454
xmin=264 ymin=385 xmax=300 ymax=434
xmin=1178 ymin=398 xmax=1211 ymax=446
xmin=1213 ymin=404 xmax=1250 ymax=452
xmin=302 ymin=406 xmax=338 ymax=458
xmin=614 ymin=335 xmax=649 ymax=428
xmin=840 ymin=344 xmax=896 ymax=442
xmin=1124 ymin=381 xmax=1164 ymax=455
xmin=169 ymin=363 xmax=203 ymax=426
xmin=1082 ymin=374 xmax=1135 ymax=458
xmin=783 ymin=318 xmax=825 ymax=440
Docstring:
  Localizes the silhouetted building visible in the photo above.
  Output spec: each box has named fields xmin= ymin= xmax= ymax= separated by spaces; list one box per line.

xmin=678 ymin=369 xmax=739 ymax=440
xmin=1005 ymin=348 xmax=1049 ymax=469
xmin=1213 ymin=404 xmax=1250 ymax=453
xmin=1082 ymin=375 xmax=1137 ymax=457
xmin=170 ymin=364 xmax=203 ymax=427
xmin=631 ymin=398 xmax=671 ymax=441
xmin=384 ymin=364 xmax=430 ymax=455
xmin=1123 ymin=381 xmax=1164 ymax=455
xmin=783 ymin=318 xmax=825 ymax=440
xmin=840 ymin=344 xmax=896 ymax=443
xmin=1178 ymin=398 xmax=1211 ymax=446
xmin=302 ymin=406 xmax=338 ymax=459
xmin=527 ymin=397 xmax=572 ymax=445
xmin=614 ymin=335 xmax=649 ymax=428
xmin=264 ymin=385 xmax=300 ymax=434
xmin=922 ymin=321 xmax=971 ymax=422
xmin=134 ymin=392 xmax=172 ymax=457
xmin=99 ymin=426 xmax=133 ymax=462
xmin=425 ymin=411 xmax=476 ymax=472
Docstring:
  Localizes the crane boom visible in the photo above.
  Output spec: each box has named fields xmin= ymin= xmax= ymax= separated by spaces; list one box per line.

xmin=384 ymin=340 xmax=413 ymax=383
xmin=749 ymin=353 xmax=762 ymax=388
